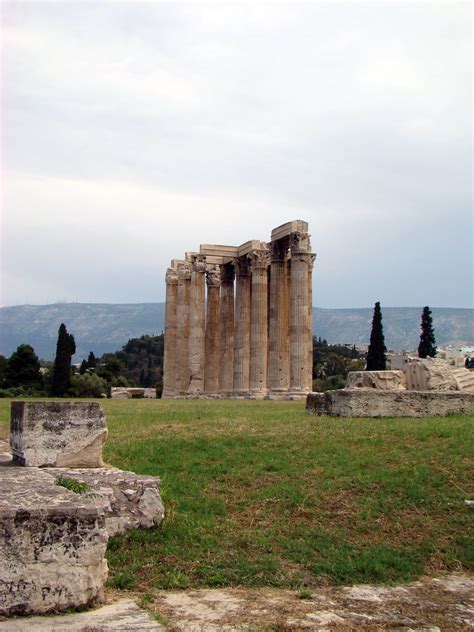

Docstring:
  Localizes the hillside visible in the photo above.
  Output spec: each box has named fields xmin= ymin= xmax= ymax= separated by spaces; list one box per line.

xmin=0 ymin=303 xmax=472 ymax=360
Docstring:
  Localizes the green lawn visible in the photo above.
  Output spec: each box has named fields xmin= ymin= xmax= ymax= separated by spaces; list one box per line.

xmin=0 ymin=399 xmax=472 ymax=591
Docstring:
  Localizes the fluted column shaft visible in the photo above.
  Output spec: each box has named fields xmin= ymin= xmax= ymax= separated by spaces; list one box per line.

xmin=233 ymin=256 xmax=251 ymax=393
xmin=176 ymin=263 xmax=191 ymax=394
xmin=204 ymin=265 xmax=221 ymax=394
xmin=188 ymin=255 xmax=206 ymax=395
xmin=269 ymin=239 xmax=290 ymax=392
xmin=289 ymin=233 xmax=312 ymax=392
xmin=162 ymin=267 xmax=179 ymax=398
xmin=249 ymin=249 xmax=270 ymax=394
xmin=219 ymin=263 xmax=235 ymax=393
xmin=306 ymin=254 xmax=316 ymax=390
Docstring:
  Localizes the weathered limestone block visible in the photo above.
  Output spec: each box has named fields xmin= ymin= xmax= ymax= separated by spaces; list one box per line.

xmin=10 ymin=401 xmax=107 ymax=467
xmin=404 ymin=358 xmax=458 ymax=391
xmin=306 ymin=389 xmax=474 ymax=418
xmin=0 ymin=468 xmax=109 ymax=616
xmin=346 ymin=370 xmax=407 ymax=391
xmin=452 ymin=367 xmax=474 ymax=392
xmin=110 ymin=389 xmax=132 ymax=399
xmin=111 ymin=387 xmax=157 ymax=399
xmin=45 ymin=467 xmax=165 ymax=537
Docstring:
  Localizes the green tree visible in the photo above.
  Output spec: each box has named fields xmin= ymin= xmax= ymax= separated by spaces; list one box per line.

xmin=69 ymin=373 xmax=108 ymax=397
xmin=51 ymin=323 xmax=76 ymax=396
xmin=4 ymin=344 xmax=42 ymax=388
xmin=366 ymin=302 xmax=386 ymax=370
xmin=96 ymin=355 xmax=125 ymax=384
xmin=0 ymin=355 xmax=8 ymax=385
xmin=418 ymin=306 xmax=437 ymax=358
xmin=79 ymin=359 xmax=88 ymax=375
xmin=87 ymin=351 xmax=97 ymax=369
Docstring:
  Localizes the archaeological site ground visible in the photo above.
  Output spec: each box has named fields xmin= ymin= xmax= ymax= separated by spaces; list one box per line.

xmin=0 ymin=397 xmax=472 ymax=630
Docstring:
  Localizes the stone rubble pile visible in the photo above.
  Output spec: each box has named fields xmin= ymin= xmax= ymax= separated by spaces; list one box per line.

xmin=0 ymin=401 xmax=164 ymax=617
xmin=307 ymin=357 xmax=474 ymax=417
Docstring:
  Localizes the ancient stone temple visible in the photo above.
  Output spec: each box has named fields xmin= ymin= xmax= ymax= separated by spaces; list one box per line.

xmin=163 ymin=220 xmax=315 ymax=399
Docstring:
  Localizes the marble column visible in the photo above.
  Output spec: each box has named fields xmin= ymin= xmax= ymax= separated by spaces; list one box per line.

xmin=233 ymin=256 xmax=251 ymax=394
xmin=188 ymin=254 xmax=207 ymax=395
xmin=219 ymin=262 xmax=235 ymax=394
xmin=289 ymin=232 xmax=312 ymax=393
xmin=162 ymin=267 xmax=179 ymax=398
xmin=306 ymin=254 xmax=316 ymax=391
xmin=204 ymin=265 xmax=221 ymax=395
xmin=268 ymin=239 xmax=290 ymax=394
xmin=249 ymin=249 xmax=270 ymax=395
xmin=175 ymin=262 xmax=191 ymax=394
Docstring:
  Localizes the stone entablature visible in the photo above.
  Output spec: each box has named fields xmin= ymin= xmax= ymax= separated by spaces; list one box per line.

xmin=163 ymin=220 xmax=315 ymax=399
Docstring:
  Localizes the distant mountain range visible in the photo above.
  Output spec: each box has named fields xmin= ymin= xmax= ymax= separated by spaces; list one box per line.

xmin=0 ymin=303 xmax=472 ymax=360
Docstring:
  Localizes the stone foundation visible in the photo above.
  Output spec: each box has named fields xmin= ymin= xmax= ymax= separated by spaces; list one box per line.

xmin=0 ymin=468 xmax=109 ymax=616
xmin=10 ymin=401 xmax=107 ymax=467
xmin=306 ymin=389 xmax=474 ymax=418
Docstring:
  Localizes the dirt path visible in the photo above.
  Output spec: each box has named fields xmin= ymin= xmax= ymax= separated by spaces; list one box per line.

xmin=149 ymin=574 xmax=473 ymax=631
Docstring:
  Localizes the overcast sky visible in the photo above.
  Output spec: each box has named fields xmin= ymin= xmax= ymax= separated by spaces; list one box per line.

xmin=1 ymin=2 xmax=472 ymax=308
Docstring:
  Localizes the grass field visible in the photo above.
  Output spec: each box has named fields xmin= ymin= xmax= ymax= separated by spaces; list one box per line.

xmin=0 ymin=399 xmax=472 ymax=593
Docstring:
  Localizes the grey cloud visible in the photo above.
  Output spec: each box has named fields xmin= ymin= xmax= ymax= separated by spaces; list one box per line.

xmin=1 ymin=2 xmax=472 ymax=308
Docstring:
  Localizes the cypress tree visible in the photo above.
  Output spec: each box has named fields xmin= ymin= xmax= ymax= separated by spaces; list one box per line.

xmin=418 ymin=306 xmax=437 ymax=358
xmin=87 ymin=351 xmax=97 ymax=369
xmin=51 ymin=323 xmax=76 ymax=396
xmin=79 ymin=359 xmax=88 ymax=375
xmin=366 ymin=302 xmax=387 ymax=370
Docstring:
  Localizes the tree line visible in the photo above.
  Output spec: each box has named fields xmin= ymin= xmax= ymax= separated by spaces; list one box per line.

xmin=0 ymin=324 xmax=164 ymax=398
xmin=0 ymin=306 xmax=437 ymax=397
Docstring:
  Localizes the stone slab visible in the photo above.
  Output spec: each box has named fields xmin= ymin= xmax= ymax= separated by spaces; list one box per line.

xmin=271 ymin=219 xmax=308 ymax=241
xmin=10 ymin=401 xmax=107 ymax=467
xmin=306 ymin=389 xmax=474 ymax=417
xmin=44 ymin=467 xmax=165 ymax=536
xmin=346 ymin=370 xmax=407 ymax=390
xmin=111 ymin=387 xmax=156 ymax=399
xmin=0 ymin=467 xmax=109 ymax=616
xmin=0 ymin=598 xmax=164 ymax=630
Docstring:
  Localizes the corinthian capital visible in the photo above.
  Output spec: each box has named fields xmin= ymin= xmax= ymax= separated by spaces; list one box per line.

xmin=221 ymin=262 xmax=235 ymax=285
xmin=165 ymin=268 xmax=179 ymax=285
xmin=249 ymin=249 xmax=270 ymax=270
xmin=192 ymin=254 xmax=207 ymax=273
xmin=235 ymin=255 xmax=250 ymax=276
xmin=270 ymin=238 xmax=289 ymax=262
xmin=177 ymin=262 xmax=192 ymax=280
xmin=206 ymin=264 xmax=221 ymax=287
xmin=290 ymin=231 xmax=310 ymax=255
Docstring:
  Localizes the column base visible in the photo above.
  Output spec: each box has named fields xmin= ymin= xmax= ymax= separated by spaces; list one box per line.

xmin=284 ymin=389 xmax=310 ymax=401
xmin=248 ymin=390 xmax=268 ymax=400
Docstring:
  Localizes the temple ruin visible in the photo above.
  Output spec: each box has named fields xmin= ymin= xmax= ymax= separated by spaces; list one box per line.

xmin=163 ymin=220 xmax=315 ymax=399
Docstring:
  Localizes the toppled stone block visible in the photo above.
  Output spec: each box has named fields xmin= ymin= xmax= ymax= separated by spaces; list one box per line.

xmin=346 ymin=370 xmax=406 ymax=391
xmin=10 ymin=401 xmax=107 ymax=467
xmin=45 ymin=467 xmax=165 ymax=536
xmin=404 ymin=357 xmax=458 ymax=391
xmin=0 ymin=467 xmax=109 ymax=616
xmin=306 ymin=389 xmax=474 ymax=417
xmin=111 ymin=387 xmax=156 ymax=399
